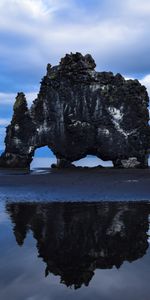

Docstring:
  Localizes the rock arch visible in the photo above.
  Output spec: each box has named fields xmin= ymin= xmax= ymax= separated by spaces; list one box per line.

xmin=0 ymin=52 xmax=150 ymax=169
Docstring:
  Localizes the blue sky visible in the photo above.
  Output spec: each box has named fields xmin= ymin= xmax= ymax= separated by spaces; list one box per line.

xmin=0 ymin=0 xmax=150 ymax=153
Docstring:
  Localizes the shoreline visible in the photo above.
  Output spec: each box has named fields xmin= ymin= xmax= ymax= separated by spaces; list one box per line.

xmin=0 ymin=168 xmax=150 ymax=202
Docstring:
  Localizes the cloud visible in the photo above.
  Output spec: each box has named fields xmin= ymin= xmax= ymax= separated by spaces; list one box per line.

xmin=125 ymin=74 xmax=150 ymax=97
xmin=126 ymin=0 xmax=150 ymax=15
xmin=0 ymin=0 xmax=150 ymax=151
xmin=0 ymin=127 xmax=6 ymax=151
xmin=0 ymin=92 xmax=38 ymax=106
xmin=0 ymin=0 xmax=71 ymax=93
xmin=0 ymin=0 xmax=150 ymax=95
xmin=0 ymin=118 xmax=10 ymax=126
xmin=140 ymin=75 xmax=150 ymax=96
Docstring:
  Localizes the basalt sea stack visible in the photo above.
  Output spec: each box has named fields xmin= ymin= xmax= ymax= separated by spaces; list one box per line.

xmin=0 ymin=52 xmax=149 ymax=168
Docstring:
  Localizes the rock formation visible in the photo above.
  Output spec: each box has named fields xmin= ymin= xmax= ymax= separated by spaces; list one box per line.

xmin=0 ymin=52 xmax=149 ymax=168
xmin=6 ymin=201 xmax=150 ymax=289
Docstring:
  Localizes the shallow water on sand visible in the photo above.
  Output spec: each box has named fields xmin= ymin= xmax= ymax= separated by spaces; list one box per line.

xmin=0 ymin=200 xmax=150 ymax=300
xmin=1 ymin=157 xmax=150 ymax=299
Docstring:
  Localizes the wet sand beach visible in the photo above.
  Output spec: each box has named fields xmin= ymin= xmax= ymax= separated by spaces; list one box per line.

xmin=0 ymin=167 xmax=150 ymax=202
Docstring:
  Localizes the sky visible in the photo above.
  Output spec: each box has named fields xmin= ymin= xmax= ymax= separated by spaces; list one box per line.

xmin=0 ymin=0 xmax=150 ymax=153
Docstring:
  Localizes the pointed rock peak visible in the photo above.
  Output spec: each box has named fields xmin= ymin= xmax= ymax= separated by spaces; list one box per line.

xmin=59 ymin=52 xmax=96 ymax=72
xmin=13 ymin=92 xmax=28 ymax=112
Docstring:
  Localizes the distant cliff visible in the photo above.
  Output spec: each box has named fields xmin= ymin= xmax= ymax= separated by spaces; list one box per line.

xmin=0 ymin=52 xmax=149 ymax=168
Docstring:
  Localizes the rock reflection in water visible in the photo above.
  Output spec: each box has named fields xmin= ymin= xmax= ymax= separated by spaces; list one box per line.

xmin=6 ymin=202 xmax=150 ymax=289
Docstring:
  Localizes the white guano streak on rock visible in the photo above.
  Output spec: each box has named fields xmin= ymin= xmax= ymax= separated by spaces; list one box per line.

xmin=59 ymin=102 xmax=65 ymax=137
xmin=108 ymin=107 xmax=137 ymax=138
xmin=95 ymin=97 xmax=100 ymax=112
xmin=28 ymin=146 xmax=35 ymax=154
xmin=121 ymin=157 xmax=141 ymax=168
xmin=109 ymin=107 xmax=123 ymax=121
xmin=90 ymin=84 xmax=100 ymax=92
xmin=13 ymin=137 xmax=22 ymax=145
xmin=14 ymin=124 xmax=19 ymax=131
xmin=98 ymin=128 xmax=110 ymax=137
xmin=73 ymin=120 xmax=82 ymax=126
xmin=106 ymin=208 xmax=128 ymax=236
xmin=37 ymin=120 xmax=49 ymax=134
xmin=43 ymin=101 xmax=48 ymax=118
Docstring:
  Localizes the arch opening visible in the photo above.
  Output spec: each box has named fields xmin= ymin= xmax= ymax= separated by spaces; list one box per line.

xmin=74 ymin=155 xmax=113 ymax=168
xmin=31 ymin=146 xmax=56 ymax=170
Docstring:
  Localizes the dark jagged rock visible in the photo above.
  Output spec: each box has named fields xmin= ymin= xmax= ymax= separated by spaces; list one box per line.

xmin=6 ymin=202 xmax=150 ymax=289
xmin=0 ymin=93 xmax=35 ymax=168
xmin=0 ymin=52 xmax=149 ymax=168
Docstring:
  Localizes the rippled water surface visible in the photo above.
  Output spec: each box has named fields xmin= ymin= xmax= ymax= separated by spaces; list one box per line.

xmin=0 ymin=200 xmax=150 ymax=300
